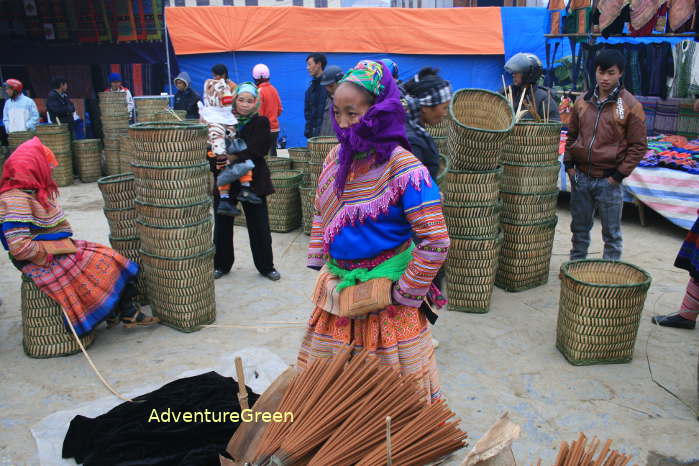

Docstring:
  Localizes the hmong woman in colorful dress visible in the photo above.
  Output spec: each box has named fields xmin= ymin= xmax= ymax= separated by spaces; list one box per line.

xmin=652 ymin=211 xmax=699 ymax=330
xmin=0 ymin=137 xmax=158 ymax=335
xmin=298 ymin=60 xmax=449 ymax=403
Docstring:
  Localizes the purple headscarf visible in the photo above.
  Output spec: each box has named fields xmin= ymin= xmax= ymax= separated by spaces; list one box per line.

xmin=331 ymin=60 xmax=410 ymax=195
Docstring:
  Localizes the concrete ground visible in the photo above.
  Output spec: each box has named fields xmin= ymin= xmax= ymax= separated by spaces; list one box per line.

xmin=1 ymin=181 xmax=698 ymax=465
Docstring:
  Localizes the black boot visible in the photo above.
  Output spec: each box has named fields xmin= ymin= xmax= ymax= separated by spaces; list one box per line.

xmin=237 ymin=186 xmax=262 ymax=204
xmin=217 ymin=198 xmax=241 ymax=217
xmin=651 ymin=313 xmax=696 ymax=330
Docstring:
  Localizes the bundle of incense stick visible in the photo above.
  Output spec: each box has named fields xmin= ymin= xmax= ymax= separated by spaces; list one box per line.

xmin=251 ymin=346 xmax=467 ymax=465
xmin=537 ymin=434 xmax=637 ymax=466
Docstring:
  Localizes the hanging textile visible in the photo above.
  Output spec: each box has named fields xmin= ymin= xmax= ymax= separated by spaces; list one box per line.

xmin=669 ymin=0 xmax=696 ymax=31
xmin=671 ymin=40 xmax=699 ymax=98
xmin=115 ymin=0 xmax=139 ymax=42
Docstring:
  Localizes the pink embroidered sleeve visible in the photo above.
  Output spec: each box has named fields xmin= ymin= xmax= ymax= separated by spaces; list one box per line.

xmin=392 ymin=197 xmax=450 ymax=308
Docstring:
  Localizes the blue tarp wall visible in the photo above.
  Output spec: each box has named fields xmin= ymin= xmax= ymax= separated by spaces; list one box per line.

xmin=175 ymin=7 xmax=689 ymax=147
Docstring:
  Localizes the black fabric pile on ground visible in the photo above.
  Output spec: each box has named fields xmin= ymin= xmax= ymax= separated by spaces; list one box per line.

xmin=62 ymin=372 xmax=259 ymax=466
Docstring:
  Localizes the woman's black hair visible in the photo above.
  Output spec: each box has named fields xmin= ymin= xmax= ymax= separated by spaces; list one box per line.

xmin=211 ymin=63 xmax=228 ymax=79
xmin=402 ymin=67 xmax=440 ymax=97
xmin=51 ymin=76 xmax=67 ymax=89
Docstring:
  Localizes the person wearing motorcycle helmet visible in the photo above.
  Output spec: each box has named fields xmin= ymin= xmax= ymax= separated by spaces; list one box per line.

xmin=502 ymin=53 xmax=559 ymax=121
xmin=2 ymin=79 xmax=39 ymax=134
xmin=252 ymin=64 xmax=283 ymax=156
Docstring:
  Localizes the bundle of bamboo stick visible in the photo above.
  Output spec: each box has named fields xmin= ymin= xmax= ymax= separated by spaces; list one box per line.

xmin=536 ymin=433 xmax=637 ymax=466
xmin=251 ymin=345 xmax=468 ymax=465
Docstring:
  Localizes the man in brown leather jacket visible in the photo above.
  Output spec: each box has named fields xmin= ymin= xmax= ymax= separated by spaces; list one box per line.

xmin=564 ymin=49 xmax=647 ymax=261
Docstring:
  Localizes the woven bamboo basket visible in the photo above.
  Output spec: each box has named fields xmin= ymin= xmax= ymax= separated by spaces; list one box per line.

xmin=118 ymin=134 xmax=132 ymax=174
xmin=98 ymin=91 xmax=127 ymax=105
xmin=500 ymin=162 xmax=560 ymax=194
xmin=21 ymin=276 xmax=96 ymax=358
xmin=136 ymin=186 xmax=210 ymax=206
xmin=107 ymin=235 xmax=147 ymax=304
xmin=98 ymin=172 xmax=136 ymax=202
xmin=308 ymin=161 xmax=324 ymax=179
xmin=142 ymin=258 xmax=212 ymax=280
xmin=496 ymin=217 xmax=557 ymax=292
xmin=154 ymin=109 xmax=187 ymax=121
xmin=130 ymin=161 xmax=209 ymax=182
xmin=138 ymin=217 xmax=213 ymax=250
xmin=8 ymin=130 xmax=35 ymax=153
xmin=104 ymin=207 xmax=138 ymax=237
xmin=128 ymin=121 xmax=208 ymax=142
xmin=52 ymin=153 xmax=74 ymax=187
xmin=267 ymin=170 xmax=303 ymax=232
xmin=433 ymin=137 xmax=448 ymax=156
xmin=556 ymin=259 xmax=652 ymax=365
xmin=500 ymin=190 xmax=559 ymax=224
xmin=443 ymin=202 xmax=501 ymax=237
xmin=502 ymin=121 xmax=563 ymax=165
xmin=36 ymin=124 xmax=71 ymax=151
xmin=288 ymin=147 xmax=310 ymax=164
xmin=130 ymin=138 xmax=207 ymax=154
xmin=134 ymin=96 xmax=170 ymax=122
xmin=267 ymin=157 xmax=293 ymax=171
xmin=104 ymin=148 xmax=121 ymax=176
xmin=444 ymin=167 xmax=502 ymax=204
xmin=300 ymin=185 xmax=314 ymax=235
xmin=446 ymin=231 xmax=502 ymax=313
xmin=130 ymin=148 xmax=207 ymax=167
xmin=72 ymin=139 xmax=102 ymax=182
xmin=425 ymin=117 xmax=451 ymax=138
xmin=307 ymin=136 xmax=338 ymax=163
xmin=448 ymin=89 xmax=514 ymax=171
xmin=135 ymin=199 xmax=212 ymax=227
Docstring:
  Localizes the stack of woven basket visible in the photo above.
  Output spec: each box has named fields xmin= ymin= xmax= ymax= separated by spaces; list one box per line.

xmin=444 ymin=89 xmax=514 ymax=313
xmin=267 ymin=169 xmax=303 ymax=232
xmin=99 ymin=91 xmax=130 ymax=176
xmin=36 ymin=124 xmax=73 ymax=187
xmin=232 ymin=156 xmax=294 ymax=228
xmin=130 ymin=121 xmax=215 ymax=332
xmin=496 ymin=121 xmax=562 ymax=292
xmin=72 ymin=139 xmax=102 ymax=183
xmin=21 ymin=275 xmax=96 ymax=358
xmin=134 ymin=96 xmax=169 ymax=123
xmin=97 ymin=173 xmax=147 ymax=303
xmin=426 ymin=117 xmax=450 ymax=155
xmin=8 ymin=130 xmax=34 ymax=154
xmin=288 ymin=147 xmax=313 ymax=235
xmin=118 ymin=134 xmax=133 ymax=174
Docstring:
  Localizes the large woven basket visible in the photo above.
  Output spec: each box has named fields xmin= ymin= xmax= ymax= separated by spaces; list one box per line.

xmin=268 ymin=170 xmax=303 ymax=232
xmin=443 ymin=201 xmax=501 ymax=237
xmin=299 ymin=185 xmax=314 ymax=235
xmin=434 ymin=137 xmax=448 ymax=156
xmin=288 ymin=147 xmax=310 ymax=164
xmin=129 ymin=123 xmax=207 ymax=167
xmin=72 ymin=139 xmax=103 ymax=182
xmin=98 ymin=173 xmax=136 ymax=208
xmin=448 ymin=89 xmax=514 ymax=171
xmin=502 ymin=121 xmax=563 ymax=165
xmin=500 ymin=162 xmax=560 ymax=194
xmin=52 ymin=152 xmax=74 ymax=187
xmin=36 ymin=124 xmax=71 ymax=152
xmin=130 ymin=161 xmax=209 ymax=182
xmin=134 ymin=96 xmax=170 ymax=123
xmin=21 ymin=276 xmax=96 ymax=358
xmin=138 ymin=217 xmax=213 ymax=258
xmin=140 ymin=247 xmax=216 ymax=332
xmin=425 ymin=117 xmax=451 ymax=138
xmin=500 ymin=190 xmax=559 ymax=224
xmin=104 ymin=206 xmax=138 ymax=238
xmin=104 ymin=148 xmax=121 ymax=176
xmin=556 ymin=259 xmax=652 ymax=365
xmin=307 ymin=136 xmax=338 ymax=163
xmin=135 ymin=199 xmax=211 ymax=227
xmin=267 ymin=157 xmax=293 ymax=171
xmin=8 ymin=131 xmax=35 ymax=153
xmin=444 ymin=167 xmax=502 ymax=205
xmin=496 ymin=217 xmax=558 ymax=292
xmin=154 ymin=109 xmax=187 ymax=122
xmin=128 ymin=121 xmax=207 ymax=142
xmin=446 ymin=230 xmax=502 ymax=313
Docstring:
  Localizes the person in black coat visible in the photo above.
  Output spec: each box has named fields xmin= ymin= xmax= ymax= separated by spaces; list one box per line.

xmin=304 ymin=53 xmax=328 ymax=139
xmin=212 ymin=83 xmax=280 ymax=282
xmin=173 ymin=72 xmax=200 ymax=120
xmin=46 ymin=76 xmax=75 ymax=134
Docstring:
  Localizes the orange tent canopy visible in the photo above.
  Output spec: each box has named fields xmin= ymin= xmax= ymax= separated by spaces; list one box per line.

xmin=166 ymin=6 xmax=504 ymax=56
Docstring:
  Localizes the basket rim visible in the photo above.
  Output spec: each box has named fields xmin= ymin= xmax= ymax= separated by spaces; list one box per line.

xmin=72 ymin=138 xmax=102 ymax=145
xmin=449 ymin=229 xmax=503 ymax=241
xmin=287 ymin=147 xmax=310 ymax=152
xmin=137 ymin=216 xmax=211 ymax=230
xmin=270 ymin=169 xmax=303 ymax=181
xmin=449 ymin=88 xmax=515 ymax=134
xmin=109 ymin=234 xmax=139 ymax=242
xmin=443 ymin=200 xmax=501 ymax=208
xmin=103 ymin=205 xmax=136 ymax=212
xmin=128 ymin=121 xmax=207 ymax=131
xmin=307 ymin=136 xmax=339 ymax=143
xmin=447 ymin=166 xmax=503 ymax=175
xmin=502 ymin=161 xmax=561 ymax=168
xmin=97 ymin=173 xmax=135 ymax=185
xmin=131 ymin=161 xmax=209 ymax=170
xmin=140 ymin=246 xmax=215 ymax=261
xmin=513 ymin=121 xmax=564 ymax=129
xmin=500 ymin=188 xmax=559 ymax=196
xmin=560 ymin=259 xmax=652 ymax=290
xmin=502 ymin=216 xmax=558 ymax=227
xmin=135 ymin=198 xmax=212 ymax=209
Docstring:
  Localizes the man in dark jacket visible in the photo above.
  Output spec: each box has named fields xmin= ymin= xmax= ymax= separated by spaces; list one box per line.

xmin=502 ymin=53 xmax=559 ymax=121
xmin=46 ymin=76 xmax=75 ymax=132
xmin=304 ymin=53 xmax=328 ymax=139
xmin=173 ymin=72 xmax=200 ymax=120
xmin=564 ymin=49 xmax=647 ymax=261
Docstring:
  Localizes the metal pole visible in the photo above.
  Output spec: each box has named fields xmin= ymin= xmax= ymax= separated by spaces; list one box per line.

xmin=164 ymin=11 xmax=173 ymax=97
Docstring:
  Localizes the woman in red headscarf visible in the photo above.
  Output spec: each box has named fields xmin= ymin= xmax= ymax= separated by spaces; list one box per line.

xmin=0 ymin=137 xmax=158 ymax=336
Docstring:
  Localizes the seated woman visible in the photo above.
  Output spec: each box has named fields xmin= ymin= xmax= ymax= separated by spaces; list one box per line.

xmin=299 ymin=60 xmax=449 ymax=404
xmin=0 ymin=137 xmax=157 ymax=335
